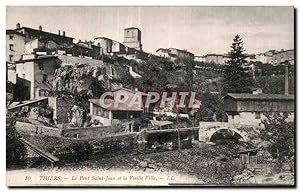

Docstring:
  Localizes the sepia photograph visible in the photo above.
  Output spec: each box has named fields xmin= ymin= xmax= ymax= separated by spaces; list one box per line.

xmin=5 ymin=6 xmax=295 ymax=187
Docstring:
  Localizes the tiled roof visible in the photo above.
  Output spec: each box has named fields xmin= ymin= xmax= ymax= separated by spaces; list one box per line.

xmin=89 ymin=98 xmax=143 ymax=111
xmin=150 ymin=120 xmax=173 ymax=127
xmin=224 ymin=93 xmax=294 ymax=101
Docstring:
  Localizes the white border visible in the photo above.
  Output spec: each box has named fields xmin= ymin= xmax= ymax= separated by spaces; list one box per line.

xmin=0 ymin=0 xmax=298 ymax=191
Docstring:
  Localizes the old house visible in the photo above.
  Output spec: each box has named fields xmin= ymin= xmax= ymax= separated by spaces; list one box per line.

xmin=25 ymin=38 xmax=62 ymax=55
xmin=194 ymin=55 xmax=206 ymax=62
xmin=65 ymin=40 xmax=102 ymax=60
xmin=271 ymin=49 xmax=294 ymax=65
xmin=89 ymin=88 xmax=147 ymax=132
xmin=6 ymin=29 xmax=26 ymax=62
xmin=14 ymin=54 xmax=61 ymax=100
xmin=156 ymin=48 xmax=194 ymax=61
xmin=205 ymin=54 xmax=226 ymax=64
xmin=94 ymin=37 xmax=137 ymax=56
xmin=223 ymin=92 xmax=294 ymax=127
xmin=94 ymin=37 xmax=113 ymax=55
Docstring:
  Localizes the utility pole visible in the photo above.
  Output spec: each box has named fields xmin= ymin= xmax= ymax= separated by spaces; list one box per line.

xmin=176 ymin=103 xmax=181 ymax=152
xmin=284 ymin=64 xmax=289 ymax=95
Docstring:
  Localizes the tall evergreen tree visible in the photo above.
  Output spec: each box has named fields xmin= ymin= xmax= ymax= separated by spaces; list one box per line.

xmin=222 ymin=35 xmax=253 ymax=94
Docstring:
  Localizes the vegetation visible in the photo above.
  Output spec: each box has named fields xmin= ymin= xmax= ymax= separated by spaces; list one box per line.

xmin=6 ymin=112 xmax=27 ymax=168
xmin=261 ymin=113 xmax=294 ymax=161
xmin=196 ymin=92 xmax=227 ymax=122
xmin=222 ymin=35 xmax=254 ymax=94
xmin=136 ymin=56 xmax=169 ymax=92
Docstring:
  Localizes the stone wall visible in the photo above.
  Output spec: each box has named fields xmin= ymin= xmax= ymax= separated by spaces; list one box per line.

xmin=58 ymin=55 xmax=104 ymax=67
xmin=15 ymin=121 xmax=62 ymax=137
xmin=61 ymin=126 xmax=123 ymax=139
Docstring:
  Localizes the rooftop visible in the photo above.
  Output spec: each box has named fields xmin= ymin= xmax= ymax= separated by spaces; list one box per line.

xmin=89 ymin=98 xmax=143 ymax=111
xmin=16 ymin=26 xmax=74 ymax=39
xmin=224 ymin=93 xmax=294 ymax=101
xmin=150 ymin=120 xmax=173 ymax=127
xmin=124 ymin=27 xmax=141 ymax=31
xmin=6 ymin=29 xmax=25 ymax=37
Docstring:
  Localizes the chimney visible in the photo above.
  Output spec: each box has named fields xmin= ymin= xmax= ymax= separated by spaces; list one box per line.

xmin=284 ymin=65 xmax=289 ymax=95
xmin=16 ymin=23 xmax=20 ymax=29
xmin=63 ymin=31 xmax=65 ymax=36
xmin=58 ymin=30 xmax=61 ymax=36
xmin=38 ymin=25 xmax=42 ymax=31
xmin=88 ymin=41 xmax=93 ymax=48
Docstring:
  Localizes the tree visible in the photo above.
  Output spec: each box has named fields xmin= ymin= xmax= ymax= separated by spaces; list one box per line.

xmin=182 ymin=58 xmax=195 ymax=90
xmin=136 ymin=56 xmax=169 ymax=91
xmin=260 ymin=113 xmax=294 ymax=161
xmin=196 ymin=92 xmax=227 ymax=122
xmin=222 ymin=35 xmax=253 ymax=94
xmin=6 ymin=112 xmax=27 ymax=168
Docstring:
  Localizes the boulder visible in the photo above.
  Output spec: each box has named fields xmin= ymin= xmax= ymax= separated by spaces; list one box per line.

xmin=139 ymin=161 xmax=148 ymax=168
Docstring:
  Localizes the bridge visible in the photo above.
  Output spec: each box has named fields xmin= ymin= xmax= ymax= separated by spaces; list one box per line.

xmin=198 ymin=122 xmax=252 ymax=143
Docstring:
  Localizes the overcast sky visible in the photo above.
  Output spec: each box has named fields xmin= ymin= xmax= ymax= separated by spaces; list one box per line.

xmin=6 ymin=6 xmax=294 ymax=55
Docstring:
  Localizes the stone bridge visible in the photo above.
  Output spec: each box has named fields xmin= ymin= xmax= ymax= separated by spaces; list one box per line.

xmin=198 ymin=122 xmax=254 ymax=143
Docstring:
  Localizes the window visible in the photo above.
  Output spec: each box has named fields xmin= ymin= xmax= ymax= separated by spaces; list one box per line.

xmin=9 ymin=44 xmax=14 ymax=51
xmin=9 ymin=55 xmax=13 ymax=61
xmin=255 ymin=112 xmax=261 ymax=119
xmin=43 ymin=74 xmax=48 ymax=82
xmin=9 ymin=35 xmax=13 ymax=40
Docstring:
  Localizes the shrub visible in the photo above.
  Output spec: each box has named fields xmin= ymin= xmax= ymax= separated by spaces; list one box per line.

xmin=69 ymin=142 xmax=93 ymax=162
xmin=6 ymin=113 xmax=27 ymax=168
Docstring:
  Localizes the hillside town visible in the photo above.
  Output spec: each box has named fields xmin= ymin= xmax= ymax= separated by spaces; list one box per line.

xmin=6 ymin=18 xmax=294 ymax=186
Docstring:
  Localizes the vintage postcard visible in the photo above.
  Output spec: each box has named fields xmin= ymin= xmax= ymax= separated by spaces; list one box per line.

xmin=6 ymin=6 xmax=295 ymax=187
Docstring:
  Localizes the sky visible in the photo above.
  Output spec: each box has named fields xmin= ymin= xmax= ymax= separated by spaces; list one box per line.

xmin=6 ymin=6 xmax=294 ymax=55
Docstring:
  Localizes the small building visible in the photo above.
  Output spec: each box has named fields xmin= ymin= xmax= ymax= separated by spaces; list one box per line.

xmin=24 ymin=38 xmax=62 ymax=55
xmin=65 ymin=40 xmax=102 ymax=60
xmin=205 ymin=54 xmax=226 ymax=64
xmin=89 ymin=88 xmax=148 ymax=132
xmin=194 ymin=55 xmax=206 ymax=62
xmin=156 ymin=48 xmax=194 ymax=61
xmin=239 ymin=148 xmax=258 ymax=165
xmin=149 ymin=120 xmax=173 ymax=130
xmin=223 ymin=93 xmax=294 ymax=127
xmin=271 ymin=49 xmax=294 ymax=65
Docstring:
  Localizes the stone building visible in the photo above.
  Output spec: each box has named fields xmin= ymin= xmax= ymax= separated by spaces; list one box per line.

xmin=123 ymin=27 xmax=142 ymax=51
xmin=94 ymin=37 xmax=113 ymax=55
xmin=271 ymin=49 xmax=294 ymax=65
xmin=64 ymin=40 xmax=102 ymax=60
xmin=156 ymin=48 xmax=194 ymax=61
xmin=89 ymin=88 xmax=147 ymax=132
xmin=14 ymin=54 xmax=61 ymax=100
xmin=205 ymin=54 xmax=226 ymax=64
xmin=6 ymin=29 xmax=26 ymax=62
xmin=223 ymin=92 xmax=294 ymax=127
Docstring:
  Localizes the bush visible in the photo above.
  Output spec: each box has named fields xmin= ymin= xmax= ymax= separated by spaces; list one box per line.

xmin=6 ymin=113 xmax=27 ymax=168
xmin=261 ymin=113 xmax=294 ymax=161
xmin=69 ymin=142 xmax=93 ymax=162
